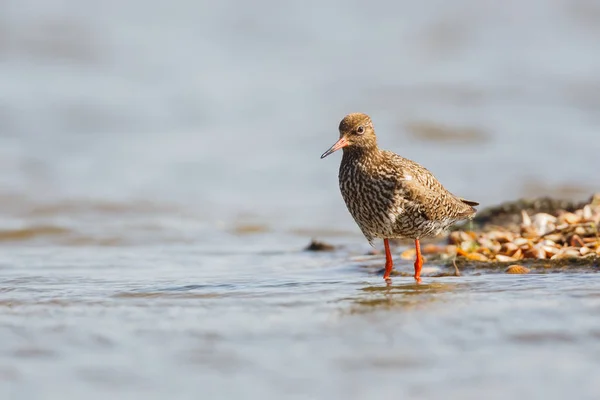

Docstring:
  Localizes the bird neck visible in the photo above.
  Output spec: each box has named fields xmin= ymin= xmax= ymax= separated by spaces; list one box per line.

xmin=341 ymin=144 xmax=381 ymax=163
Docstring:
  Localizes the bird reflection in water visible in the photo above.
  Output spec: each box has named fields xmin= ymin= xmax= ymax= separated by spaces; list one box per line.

xmin=345 ymin=281 xmax=465 ymax=314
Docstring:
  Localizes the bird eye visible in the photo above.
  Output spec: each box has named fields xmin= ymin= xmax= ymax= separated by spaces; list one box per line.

xmin=356 ymin=126 xmax=365 ymax=134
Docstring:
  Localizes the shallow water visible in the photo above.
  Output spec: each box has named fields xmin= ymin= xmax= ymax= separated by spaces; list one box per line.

xmin=2 ymin=245 xmax=600 ymax=399
xmin=2 ymin=0 xmax=600 ymax=399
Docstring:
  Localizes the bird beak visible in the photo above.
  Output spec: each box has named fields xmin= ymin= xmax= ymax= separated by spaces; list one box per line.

xmin=320 ymin=137 xmax=349 ymax=159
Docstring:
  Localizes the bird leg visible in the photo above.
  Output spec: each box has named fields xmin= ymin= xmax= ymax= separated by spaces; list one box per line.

xmin=383 ymin=239 xmax=393 ymax=282
xmin=413 ymin=238 xmax=423 ymax=284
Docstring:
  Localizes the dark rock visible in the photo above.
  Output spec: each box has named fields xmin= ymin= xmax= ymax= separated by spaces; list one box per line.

xmin=304 ymin=239 xmax=336 ymax=252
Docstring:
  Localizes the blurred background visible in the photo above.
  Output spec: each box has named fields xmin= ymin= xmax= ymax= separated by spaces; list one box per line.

xmin=2 ymin=1 xmax=600 ymax=399
xmin=1 ymin=0 xmax=599 ymax=245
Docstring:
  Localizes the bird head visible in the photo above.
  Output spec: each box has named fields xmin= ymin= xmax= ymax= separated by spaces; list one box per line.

xmin=321 ymin=113 xmax=377 ymax=159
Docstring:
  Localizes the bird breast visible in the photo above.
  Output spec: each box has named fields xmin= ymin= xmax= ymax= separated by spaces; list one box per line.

xmin=338 ymin=159 xmax=403 ymax=238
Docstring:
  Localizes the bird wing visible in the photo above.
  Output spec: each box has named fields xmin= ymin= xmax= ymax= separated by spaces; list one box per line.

xmin=384 ymin=151 xmax=476 ymax=220
xmin=396 ymin=173 xmax=445 ymax=220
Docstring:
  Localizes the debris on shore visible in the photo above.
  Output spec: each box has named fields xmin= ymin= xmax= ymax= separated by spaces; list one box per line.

xmin=505 ymin=265 xmax=531 ymax=274
xmin=437 ymin=193 xmax=600 ymax=265
xmin=459 ymin=193 xmax=600 ymax=232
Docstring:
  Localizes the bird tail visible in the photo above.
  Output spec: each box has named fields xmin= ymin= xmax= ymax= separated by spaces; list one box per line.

xmin=456 ymin=198 xmax=479 ymax=219
xmin=461 ymin=199 xmax=479 ymax=207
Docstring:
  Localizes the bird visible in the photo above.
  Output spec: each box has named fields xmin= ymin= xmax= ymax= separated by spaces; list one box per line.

xmin=320 ymin=112 xmax=478 ymax=284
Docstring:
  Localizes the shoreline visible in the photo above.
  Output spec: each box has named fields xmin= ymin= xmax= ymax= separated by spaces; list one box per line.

xmin=308 ymin=193 xmax=600 ymax=273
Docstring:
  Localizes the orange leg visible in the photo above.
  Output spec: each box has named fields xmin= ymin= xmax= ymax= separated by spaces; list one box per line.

xmin=414 ymin=238 xmax=423 ymax=284
xmin=383 ymin=238 xmax=393 ymax=282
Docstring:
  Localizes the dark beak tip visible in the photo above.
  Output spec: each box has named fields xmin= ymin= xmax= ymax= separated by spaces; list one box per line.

xmin=320 ymin=149 xmax=334 ymax=159
xmin=321 ymin=137 xmax=347 ymax=159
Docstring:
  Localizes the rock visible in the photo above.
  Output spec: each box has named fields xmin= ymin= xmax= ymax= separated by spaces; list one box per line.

xmin=304 ymin=239 xmax=335 ymax=252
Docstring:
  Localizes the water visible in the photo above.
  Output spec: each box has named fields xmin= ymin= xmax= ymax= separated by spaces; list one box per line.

xmin=1 ymin=0 xmax=600 ymax=399
xmin=2 ymin=246 xmax=600 ymax=399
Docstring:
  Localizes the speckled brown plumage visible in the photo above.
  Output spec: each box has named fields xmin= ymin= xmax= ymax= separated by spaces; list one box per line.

xmin=321 ymin=112 xmax=478 ymax=283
